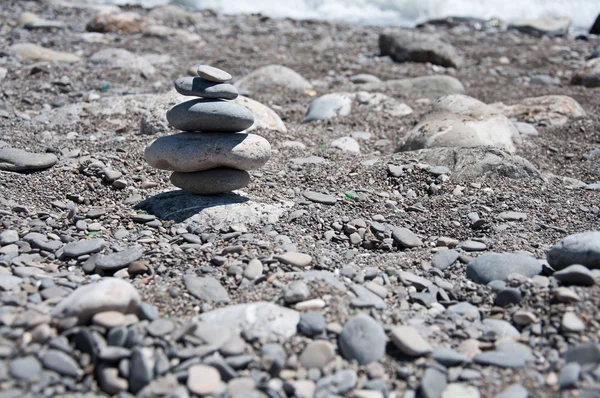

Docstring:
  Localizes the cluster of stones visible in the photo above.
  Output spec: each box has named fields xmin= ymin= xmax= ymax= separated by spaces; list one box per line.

xmin=144 ymin=65 xmax=271 ymax=195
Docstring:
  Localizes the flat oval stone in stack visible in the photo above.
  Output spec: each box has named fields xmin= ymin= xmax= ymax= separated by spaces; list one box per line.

xmin=145 ymin=65 xmax=271 ymax=195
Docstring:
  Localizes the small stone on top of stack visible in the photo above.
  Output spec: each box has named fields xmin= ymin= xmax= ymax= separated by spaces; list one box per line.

xmin=144 ymin=65 xmax=271 ymax=195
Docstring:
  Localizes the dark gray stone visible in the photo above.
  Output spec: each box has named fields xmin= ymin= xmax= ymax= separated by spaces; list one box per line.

xmin=166 ymin=99 xmax=254 ymax=132
xmin=129 ymin=347 xmax=153 ymax=393
xmin=432 ymin=346 xmax=468 ymax=367
xmin=0 ymin=148 xmax=57 ymax=172
xmin=392 ymin=227 xmax=423 ymax=248
xmin=41 ymin=349 xmax=83 ymax=378
xmin=467 ymin=253 xmax=542 ymax=284
xmin=418 ymin=367 xmax=447 ymax=398
xmin=380 ymin=31 xmax=464 ymax=68
xmin=564 ymin=343 xmax=600 ymax=364
xmin=63 ymin=239 xmax=105 ymax=258
xmin=338 ymin=314 xmax=386 ymax=365
xmin=183 ymin=275 xmax=230 ymax=303
xmin=174 ymin=77 xmax=238 ymax=100
xmin=298 ymin=312 xmax=326 ymax=337
xmin=547 ymin=231 xmax=600 ymax=270
xmin=554 ymin=264 xmax=595 ymax=286
xmin=350 ymin=284 xmax=387 ymax=310
xmin=96 ymin=247 xmax=144 ymax=271
xmin=432 ymin=250 xmax=459 ymax=270
xmin=559 ymin=362 xmax=580 ymax=389
xmin=494 ymin=288 xmax=523 ymax=307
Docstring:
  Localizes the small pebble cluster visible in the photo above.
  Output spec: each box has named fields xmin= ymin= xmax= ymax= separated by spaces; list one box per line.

xmin=144 ymin=65 xmax=271 ymax=195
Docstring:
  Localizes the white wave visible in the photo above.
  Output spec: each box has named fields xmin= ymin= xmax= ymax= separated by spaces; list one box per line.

xmin=88 ymin=0 xmax=600 ymax=29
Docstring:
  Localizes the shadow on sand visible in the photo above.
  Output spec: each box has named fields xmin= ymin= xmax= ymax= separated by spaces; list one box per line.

xmin=134 ymin=190 xmax=249 ymax=223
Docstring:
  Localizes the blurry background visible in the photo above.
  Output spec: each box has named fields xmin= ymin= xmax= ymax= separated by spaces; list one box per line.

xmin=82 ymin=0 xmax=600 ymax=31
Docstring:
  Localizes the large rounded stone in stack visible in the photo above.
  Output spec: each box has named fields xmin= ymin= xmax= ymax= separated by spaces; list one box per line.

xmin=144 ymin=65 xmax=271 ymax=195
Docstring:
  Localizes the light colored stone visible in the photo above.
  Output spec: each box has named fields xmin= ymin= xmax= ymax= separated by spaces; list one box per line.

xmin=489 ymin=95 xmax=585 ymax=127
xmin=187 ymin=365 xmax=224 ymax=395
xmin=233 ymin=95 xmax=287 ymax=132
xmin=330 ymin=136 xmax=360 ymax=153
xmin=274 ymin=252 xmax=312 ymax=267
xmin=509 ymin=16 xmax=571 ymax=37
xmin=144 ymin=132 xmax=270 ymax=172
xmin=234 ymin=64 xmax=312 ymax=92
xmin=9 ymin=43 xmax=80 ymax=63
xmin=390 ymin=326 xmax=433 ymax=357
xmin=359 ymin=75 xmax=465 ymax=99
xmin=304 ymin=93 xmax=352 ymax=122
xmin=89 ymin=48 xmax=160 ymax=74
xmin=572 ymin=58 xmax=600 ymax=88
xmin=197 ymin=65 xmax=231 ymax=83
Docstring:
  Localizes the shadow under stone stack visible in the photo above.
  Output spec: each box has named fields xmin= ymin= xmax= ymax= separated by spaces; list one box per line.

xmin=144 ymin=65 xmax=271 ymax=195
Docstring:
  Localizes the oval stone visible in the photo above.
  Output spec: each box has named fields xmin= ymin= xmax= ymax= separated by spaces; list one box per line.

xmin=174 ymin=77 xmax=238 ymax=100
xmin=171 ymin=168 xmax=250 ymax=195
xmin=197 ymin=65 xmax=232 ymax=83
xmin=166 ymin=99 xmax=254 ymax=132
xmin=145 ymin=132 xmax=271 ymax=172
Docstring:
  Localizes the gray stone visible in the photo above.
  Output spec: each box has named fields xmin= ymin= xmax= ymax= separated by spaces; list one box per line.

xmin=299 ymin=341 xmax=336 ymax=369
xmin=392 ymin=227 xmax=423 ymax=248
xmin=284 ymin=281 xmax=310 ymax=304
xmin=166 ymin=99 xmax=254 ymax=132
xmin=554 ymin=264 xmax=595 ymax=286
xmin=432 ymin=347 xmax=468 ymax=367
xmin=562 ymin=312 xmax=585 ymax=333
xmin=0 ymin=148 xmax=58 ymax=172
xmin=390 ymin=326 xmax=433 ymax=357
xmin=480 ymin=319 xmax=520 ymax=340
xmin=351 ymin=74 xmax=381 ymax=84
xmin=489 ymin=95 xmax=585 ymax=128
xmin=0 ymin=230 xmax=19 ymax=245
xmin=530 ymin=74 xmax=560 ymax=86
xmin=51 ymin=278 xmax=141 ymax=324
xmin=9 ymin=42 xmax=80 ymax=63
xmin=432 ymin=250 xmax=459 ymax=270
xmin=244 ymin=259 xmax=263 ymax=280
xmin=97 ymin=364 xmax=128 ymax=394
xmin=63 ymin=238 xmax=105 ymax=257
xmin=197 ymin=65 xmax=232 ymax=83
xmin=473 ymin=351 xmax=525 ymax=368
xmin=302 ymin=190 xmax=337 ymax=205
xmin=419 ymin=367 xmax=447 ymax=398
xmin=564 ymin=343 xmax=600 ymax=364
xmin=198 ymin=302 xmax=299 ymax=342
xmin=41 ymin=349 xmax=83 ymax=378
xmin=187 ymin=364 xmax=224 ymax=395
xmin=183 ymin=275 xmax=230 ymax=303
xmin=330 ymin=136 xmax=360 ymax=154
xmin=559 ymin=362 xmax=580 ymax=389
xmin=400 ymin=95 xmax=519 ymax=153
xmin=171 ymin=168 xmax=250 ymax=195
xmin=509 ymin=16 xmax=571 ymax=37
xmin=129 ymin=347 xmax=154 ymax=393
xmin=96 ymin=247 xmax=144 ymax=271
xmin=495 ymin=342 xmax=534 ymax=362
xmin=316 ymin=369 xmax=357 ymax=395
xmin=234 ymin=64 xmax=312 ymax=92
xmin=467 ymin=253 xmax=542 ymax=284
xmin=304 ymin=93 xmax=353 ymax=122
xmin=9 ymin=356 xmax=42 ymax=380
xmin=0 ymin=275 xmax=22 ymax=291
xmin=406 ymin=147 xmax=541 ymax=181
xmin=494 ymin=288 xmax=522 ymax=307
xmin=298 ymin=312 xmax=326 ymax=337
xmin=145 ymin=132 xmax=270 ymax=172
xmin=547 ymin=231 xmax=600 ymax=270
xmin=339 ymin=314 xmax=386 ymax=365
xmin=380 ymin=31 xmax=463 ymax=68
xmin=362 ymin=75 xmax=465 ymax=99
xmin=89 ymin=48 xmax=157 ymax=74
xmin=275 ymin=252 xmax=313 ymax=267
xmin=147 ymin=319 xmax=175 ymax=337
xmin=350 ymin=284 xmax=387 ymax=309
xmin=572 ymin=58 xmax=600 ymax=88
xmin=174 ymin=76 xmax=238 ymax=100
xmin=514 ymin=122 xmax=539 ymax=137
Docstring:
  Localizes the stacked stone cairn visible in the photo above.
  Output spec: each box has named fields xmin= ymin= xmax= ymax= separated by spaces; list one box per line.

xmin=144 ymin=65 xmax=271 ymax=195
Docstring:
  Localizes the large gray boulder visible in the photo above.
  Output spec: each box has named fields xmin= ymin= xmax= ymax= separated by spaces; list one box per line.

xmin=400 ymin=95 xmax=520 ymax=153
xmin=379 ymin=31 xmax=464 ymax=68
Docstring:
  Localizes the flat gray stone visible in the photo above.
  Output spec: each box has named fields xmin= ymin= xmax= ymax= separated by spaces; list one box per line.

xmin=0 ymin=275 xmax=22 ymax=291
xmin=299 ymin=341 xmax=336 ymax=369
xmin=0 ymin=148 xmax=57 ymax=172
xmin=304 ymin=93 xmax=352 ymax=122
xmin=419 ymin=367 xmax=447 ymax=398
xmin=467 ymin=253 xmax=542 ymax=284
xmin=197 ymin=65 xmax=232 ymax=83
xmin=339 ymin=314 xmax=386 ymax=365
xmin=0 ymin=230 xmax=19 ymax=245
xmin=547 ymin=231 xmax=600 ymax=270
xmin=559 ymin=362 xmax=580 ymax=390
xmin=392 ymin=227 xmax=423 ymax=248
xmin=350 ymin=284 xmax=387 ymax=309
xmin=275 ymin=252 xmax=313 ymax=267
xmin=562 ymin=312 xmax=585 ymax=333
xmin=291 ymin=156 xmax=326 ymax=165
xmin=145 ymin=132 xmax=270 ymax=172
xmin=302 ymin=191 xmax=337 ymax=205
xmin=480 ymin=319 xmax=520 ymax=340
xmin=147 ymin=319 xmax=175 ymax=337
xmin=63 ymin=239 xmax=105 ymax=258
xmin=129 ymin=347 xmax=153 ymax=394
xmin=432 ymin=346 xmax=468 ymax=367
xmin=554 ymin=264 xmax=595 ymax=286
xmin=564 ymin=343 xmax=600 ymax=364
xmin=41 ymin=349 xmax=83 ymax=378
xmin=183 ymin=275 xmax=230 ymax=303
xmin=96 ymin=247 xmax=144 ymax=271
xmin=198 ymin=302 xmax=299 ymax=342
xmin=171 ymin=168 xmax=250 ymax=195
xmin=496 ymin=384 xmax=528 ymax=398
xmin=174 ymin=76 xmax=238 ymax=100
xmin=166 ymin=99 xmax=254 ymax=132
xmin=432 ymin=250 xmax=459 ymax=270
xmin=380 ymin=31 xmax=463 ymax=68
xmin=390 ymin=326 xmax=432 ymax=357
xmin=9 ymin=356 xmax=41 ymax=380
xmin=473 ymin=351 xmax=526 ymax=368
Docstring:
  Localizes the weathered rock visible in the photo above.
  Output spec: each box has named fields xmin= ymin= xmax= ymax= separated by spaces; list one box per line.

xmin=96 ymin=247 xmax=144 ymax=271
xmin=304 ymin=93 xmax=353 ymax=122
xmin=0 ymin=148 xmax=57 ymax=172
xmin=9 ymin=43 xmax=81 ymax=63
xmin=166 ymin=99 xmax=254 ymax=132
xmin=400 ymin=95 xmax=519 ymax=153
xmin=188 ymin=365 xmax=224 ymax=395
xmin=183 ymin=275 xmax=230 ymax=303
xmin=145 ymin=132 xmax=270 ymax=172
xmin=198 ymin=302 xmax=299 ymax=341
xmin=339 ymin=314 xmax=386 ymax=365
xmin=392 ymin=227 xmax=423 ymax=248
xmin=380 ymin=31 xmax=464 ymax=68
xmin=489 ymin=95 xmax=585 ymax=127
xmin=547 ymin=231 xmax=600 ymax=270
xmin=174 ymin=77 xmax=239 ymax=100
xmin=509 ymin=17 xmax=571 ymax=37
xmin=86 ymin=10 xmax=146 ymax=33
xmin=51 ymin=278 xmax=140 ymax=324
xmin=405 ymin=147 xmax=542 ymax=181
xmin=554 ymin=264 xmax=595 ymax=286
xmin=197 ymin=65 xmax=231 ymax=83
xmin=467 ymin=253 xmax=542 ymax=284
xmin=63 ymin=239 xmax=105 ymax=257
xmin=171 ymin=168 xmax=251 ymax=195
xmin=234 ymin=64 xmax=312 ymax=92
xmin=359 ymin=75 xmax=465 ymax=99
xmin=390 ymin=326 xmax=433 ymax=357
xmin=233 ymin=95 xmax=287 ymax=132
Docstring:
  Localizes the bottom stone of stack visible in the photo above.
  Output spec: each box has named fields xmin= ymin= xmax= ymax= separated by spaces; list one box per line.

xmin=170 ymin=168 xmax=250 ymax=195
